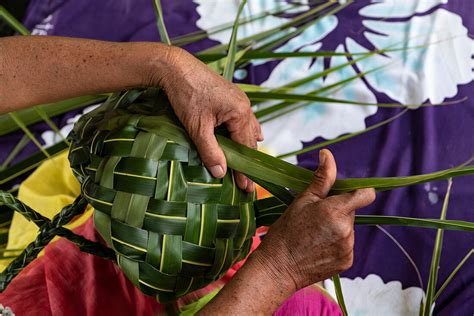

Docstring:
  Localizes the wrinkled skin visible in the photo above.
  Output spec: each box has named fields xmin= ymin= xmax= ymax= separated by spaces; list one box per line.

xmin=0 ymin=37 xmax=262 ymax=192
xmin=156 ymin=46 xmax=263 ymax=192
xmin=256 ymin=149 xmax=376 ymax=289
xmin=0 ymin=36 xmax=376 ymax=314
xmin=201 ymin=149 xmax=376 ymax=315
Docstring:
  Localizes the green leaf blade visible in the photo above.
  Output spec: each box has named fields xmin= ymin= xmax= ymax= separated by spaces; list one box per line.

xmin=222 ymin=0 xmax=248 ymax=81
xmin=153 ymin=0 xmax=171 ymax=45
xmin=332 ymin=274 xmax=348 ymax=316
xmin=423 ymin=179 xmax=453 ymax=315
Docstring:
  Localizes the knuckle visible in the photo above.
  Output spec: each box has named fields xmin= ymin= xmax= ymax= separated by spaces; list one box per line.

xmin=234 ymin=106 xmax=247 ymax=117
xmin=339 ymin=253 xmax=354 ymax=271
xmin=365 ymin=188 xmax=377 ymax=203
xmin=235 ymin=89 xmax=251 ymax=105
xmin=241 ymin=97 xmax=252 ymax=109
xmin=314 ymin=200 xmax=332 ymax=215
xmin=354 ymin=188 xmax=376 ymax=205
xmin=238 ymin=105 xmax=251 ymax=118
xmin=188 ymin=120 xmax=206 ymax=139
xmin=333 ymin=226 xmax=354 ymax=257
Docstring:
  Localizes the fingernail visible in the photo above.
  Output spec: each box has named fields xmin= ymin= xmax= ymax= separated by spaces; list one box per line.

xmin=242 ymin=178 xmax=249 ymax=190
xmin=209 ymin=165 xmax=225 ymax=178
xmin=319 ymin=150 xmax=326 ymax=165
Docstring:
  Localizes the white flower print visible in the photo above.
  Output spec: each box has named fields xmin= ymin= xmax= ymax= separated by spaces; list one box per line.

xmin=194 ymin=0 xmax=474 ymax=162
xmin=324 ymin=274 xmax=425 ymax=316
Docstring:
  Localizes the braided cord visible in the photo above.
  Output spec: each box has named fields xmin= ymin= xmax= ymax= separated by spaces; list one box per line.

xmin=0 ymin=192 xmax=115 ymax=291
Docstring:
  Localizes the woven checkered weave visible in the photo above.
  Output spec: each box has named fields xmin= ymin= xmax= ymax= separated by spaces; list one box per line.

xmin=68 ymin=90 xmax=256 ymax=301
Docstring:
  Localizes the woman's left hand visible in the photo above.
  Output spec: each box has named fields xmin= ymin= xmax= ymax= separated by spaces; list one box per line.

xmin=152 ymin=46 xmax=263 ymax=192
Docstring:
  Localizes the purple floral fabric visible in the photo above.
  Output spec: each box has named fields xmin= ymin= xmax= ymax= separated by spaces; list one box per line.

xmin=2 ymin=0 xmax=473 ymax=314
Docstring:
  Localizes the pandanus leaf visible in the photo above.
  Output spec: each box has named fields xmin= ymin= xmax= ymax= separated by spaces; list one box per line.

xmin=423 ymin=179 xmax=452 ymax=315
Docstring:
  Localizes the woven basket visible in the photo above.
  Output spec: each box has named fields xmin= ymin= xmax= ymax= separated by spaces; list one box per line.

xmin=68 ymin=89 xmax=256 ymax=302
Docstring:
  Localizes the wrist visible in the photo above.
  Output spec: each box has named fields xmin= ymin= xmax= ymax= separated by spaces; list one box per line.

xmin=250 ymin=247 xmax=298 ymax=296
xmin=255 ymin=232 xmax=313 ymax=291
xmin=200 ymin=247 xmax=298 ymax=315
xmin=139 ymin=43 xmax=181 ymax=89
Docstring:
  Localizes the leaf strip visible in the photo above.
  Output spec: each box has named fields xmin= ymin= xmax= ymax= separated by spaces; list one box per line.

xmin=153 ymin=0 xmax=171 ymax=45
xmin=277 ymin=109 xmax=408 ymax=159
xmin=223 ymin=0 xmax=248 ymax=81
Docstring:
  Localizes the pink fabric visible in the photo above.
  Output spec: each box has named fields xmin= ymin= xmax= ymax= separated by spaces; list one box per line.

xmin=0 ymin=218 xmax=164 ymax=315
xmin=0 ymin=220 xmax=341 ymax=315
xmin=274 ymin=287 xmax=343 ymax=316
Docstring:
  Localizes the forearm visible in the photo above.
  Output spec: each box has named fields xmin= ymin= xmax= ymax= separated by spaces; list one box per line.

xmin=0 ymin=36 xmax=173 ymax=113
xmin=200 ymin=249 xmax=296 ymax=315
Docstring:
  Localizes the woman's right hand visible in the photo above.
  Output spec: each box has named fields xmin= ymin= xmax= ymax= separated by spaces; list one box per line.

xmin=254 ymin=149 xmax=376 ymax=291
xmin=200 ymin=150 xmax=376 ymax=315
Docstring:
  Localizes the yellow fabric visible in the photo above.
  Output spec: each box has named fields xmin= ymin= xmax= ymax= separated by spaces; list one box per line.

xmin=0 ymin=151 xmax=93 ymax=270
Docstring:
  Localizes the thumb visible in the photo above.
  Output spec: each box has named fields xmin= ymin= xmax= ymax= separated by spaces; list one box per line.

xmin=305 ymin=149 xmax=337 ymax=199
xmin=190 ymin=122 xmax=227 ymax=178
xmin=323 ymin=188 xmax=376 ymax=216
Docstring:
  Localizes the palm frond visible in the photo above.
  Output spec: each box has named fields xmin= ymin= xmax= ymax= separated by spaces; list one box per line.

xmin=0 ymin=135 xmax=29 ymax=171
xmin=332 ymin=274 xmax=348 ymax=316
xmin=197 ymin=1 xmax=337 ymax=55
xmin=8 ymin=112 xmax=50 ymax=158
xmin=0 ymin=95 xmax=108 ymax=136
xmin=223 ymin=0 xmax=248 ymax=81
xmin=277 ymin=109 xmax=408 ymax=159
xmin=433 ymin=248 xmax=473 ymax=301
xmin=172 ymin=3 xmax=297 ymax=47
xmin=423 ymin=179 xmax=453 ymax=315
xmin=0 ymin=5 xmax=29 ymax=35
xmin=153 ymin=0 xmax=171 ymax=45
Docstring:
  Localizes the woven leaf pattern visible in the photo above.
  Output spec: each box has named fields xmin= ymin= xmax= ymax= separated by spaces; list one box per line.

xmin=68 ymin=91 xmax=256 ymax=301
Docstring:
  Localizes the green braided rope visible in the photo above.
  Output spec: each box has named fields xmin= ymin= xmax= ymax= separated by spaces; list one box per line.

xmin=0 ymin=193 xmax=115 ymax=291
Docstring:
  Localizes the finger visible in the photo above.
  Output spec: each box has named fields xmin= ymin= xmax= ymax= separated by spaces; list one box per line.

xmin=252 ymin=115 xmax=264 ymax=142
xmin=228 ymin=125 xmax=257 ymax=149
xmin=325 ymin=188 xmax=376 ymax=216
xmin=247 ymin=116 xmax=261 ymax=190
xmin=189 ymin=121 xmax=227 ymax=178
xmin=235 ymin=172 xmax=255 ymax=192
xmin=305 ymin=149 xmax=337 ymax=200
xmin=227 ymin=114 xmax=257 ymax=192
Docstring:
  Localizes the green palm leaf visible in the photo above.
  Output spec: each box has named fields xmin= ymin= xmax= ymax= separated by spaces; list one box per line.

xmin=0 ymin=96 xmax=108 ymax=136
xmin=121 ymin=115 xmax=474 ymax=195
xmin=8 ymin=112 xmax=50 ymax=158
xmin=0 ymin=143 xmax=68 ymax=186
xmin=433 ymin=248 xmax=473 ymax=301
xmin=332 ymin=274 xmax=348 ymax=316
xmin=153 ymin=0 xmax=171 ymax=45
xmin=423 ymin=179 xmax=453 ymax=315
xmin=247 ymin=91 xmax=465 ymax=109
xmin=197 ymin=1 xmax=336 ymax=55
xmin=277 ymin=109 xmax=408 ymax=159
xmin=0 ymin=135 xmax=29 ymax=171
xmin=172 ymin=3 xmax=297 ymax=47
xmin=254 ymin=1 xmax=350 ymax=52
xmin=222 ymin=0 xmax=248 ymax=81
xmin=0 ymin=5 xmax=29 ymax=35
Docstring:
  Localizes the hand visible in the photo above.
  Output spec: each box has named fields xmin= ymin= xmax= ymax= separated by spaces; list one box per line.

xmin=200 ymin=149 xmax=375 ymax=315
xmin=254 ymin=149 xmax=376 ymax=291
xmin=155 ymin=46 xmax=263 ymax=192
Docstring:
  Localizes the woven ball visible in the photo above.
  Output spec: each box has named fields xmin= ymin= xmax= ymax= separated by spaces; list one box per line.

xmin=68 ymin=90 xmax=256 ymax=301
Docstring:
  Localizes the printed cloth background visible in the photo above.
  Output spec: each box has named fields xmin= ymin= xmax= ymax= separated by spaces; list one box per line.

xmin=1 ymin=0 xmax=473 ymax=315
